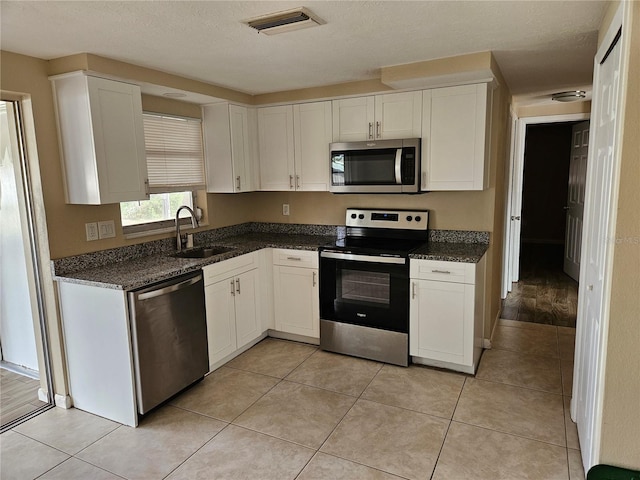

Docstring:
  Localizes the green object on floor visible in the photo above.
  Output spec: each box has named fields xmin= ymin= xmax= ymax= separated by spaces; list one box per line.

xmin=587 ymin=464 xmax=640 ymax=480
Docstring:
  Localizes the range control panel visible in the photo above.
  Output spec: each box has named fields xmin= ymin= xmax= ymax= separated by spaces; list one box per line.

xmin=345 ymin=208 xmax=429 ymax=230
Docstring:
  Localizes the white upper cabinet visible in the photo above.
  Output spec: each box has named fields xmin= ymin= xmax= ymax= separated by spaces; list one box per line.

xmin=202 ymin=103 xmax=256 ymax=193
xmin=293 ymin=101 xmax=332 ymax=191
xmin=332 ymin=91 xmax=422 ymax=142
xmin=258 ymin=105 xmax=295 ymax=191
xmin=421 ymin=83 xmax=492 ymax=191
xmin=258 ymin=102 xmax=331 ymax=191
xmin=51 ymin=72 xmax=148 ymax=204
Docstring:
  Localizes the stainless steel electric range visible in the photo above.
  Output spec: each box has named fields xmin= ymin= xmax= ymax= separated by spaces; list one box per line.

xmin=319 ymin=208 xmax=429 ymax=366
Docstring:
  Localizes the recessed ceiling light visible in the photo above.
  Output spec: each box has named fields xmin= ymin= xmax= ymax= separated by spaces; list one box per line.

xmin=162 ymin=92 xmax=187 ymax=98
xmin=244 ymin=7 xmax=324 ymax=35
xmin=551 ymin=91 xmax=587 ymax=102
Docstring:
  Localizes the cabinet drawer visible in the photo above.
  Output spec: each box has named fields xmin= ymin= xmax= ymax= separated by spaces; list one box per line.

xmin=410 ymin=259 xmax=476 ymax=284
xmin=272 ymin=249 xmax=318 ymax=269
xmin=203 ymin=252 xmax=257 ymax=286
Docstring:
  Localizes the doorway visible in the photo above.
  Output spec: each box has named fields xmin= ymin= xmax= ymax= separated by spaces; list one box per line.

xmin=0 ymin=99 xmax=54 ymax=430
xmin=503 ymin=122 xmax=585 ymax=327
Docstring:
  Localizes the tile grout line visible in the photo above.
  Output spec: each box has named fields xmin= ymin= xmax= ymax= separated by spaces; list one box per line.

xmin=429 ymin=376 xmax=468 ymax=479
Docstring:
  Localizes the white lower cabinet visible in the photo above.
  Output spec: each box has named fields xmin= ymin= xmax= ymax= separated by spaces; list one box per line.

xmin=272 ymin=249 xmax=320 ymax=339
xmin=410 ymin=256 xmax=486 ymax=374
xmin=203 ymin=253 xmax=262 ymax=370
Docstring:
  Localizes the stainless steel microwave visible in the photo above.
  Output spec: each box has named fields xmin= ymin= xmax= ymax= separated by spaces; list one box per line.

xmin=329 ymin=138 xmax=421 ymax=193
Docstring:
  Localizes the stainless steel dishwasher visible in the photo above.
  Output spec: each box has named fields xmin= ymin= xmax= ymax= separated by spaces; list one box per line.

xmin=128 ymin=270 xmax=208 ymax=414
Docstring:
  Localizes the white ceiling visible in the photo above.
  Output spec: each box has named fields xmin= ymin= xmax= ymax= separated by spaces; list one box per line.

xmin=1 ymin=1 xmax=608 ymax=98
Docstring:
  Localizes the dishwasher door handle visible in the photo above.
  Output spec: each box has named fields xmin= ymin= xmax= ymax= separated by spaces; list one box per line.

xmin=137 ymin=274 xmax=203 ymax=300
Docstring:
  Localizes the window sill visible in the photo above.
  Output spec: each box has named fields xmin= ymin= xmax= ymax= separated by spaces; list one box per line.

xmin=123 ymin=222 xmax=209 ymax=240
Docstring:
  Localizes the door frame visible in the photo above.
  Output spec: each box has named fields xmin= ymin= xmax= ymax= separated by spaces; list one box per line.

xmin=0 ymin=93 xmax=60 ymax=430
xmin=502 ymin=111 xmax=589 ymax=298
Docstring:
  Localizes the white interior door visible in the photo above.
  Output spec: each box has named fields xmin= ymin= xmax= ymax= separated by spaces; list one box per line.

xmin=564 ymin=121 xmax=590 ymax=281
xmin=574 ymin=25 xmax=622 ymax=471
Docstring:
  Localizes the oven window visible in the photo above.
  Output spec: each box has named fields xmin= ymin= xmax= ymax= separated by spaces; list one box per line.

xmin=339 ymin=269 xmax=390 ymax=306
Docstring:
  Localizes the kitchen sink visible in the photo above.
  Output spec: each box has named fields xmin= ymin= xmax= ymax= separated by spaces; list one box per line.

xmin=171 ymin=245 xmax=236 ymax=259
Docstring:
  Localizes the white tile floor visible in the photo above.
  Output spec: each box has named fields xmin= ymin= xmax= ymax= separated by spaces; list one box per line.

xmin=0 ymin=321 xmax=584 ymax=480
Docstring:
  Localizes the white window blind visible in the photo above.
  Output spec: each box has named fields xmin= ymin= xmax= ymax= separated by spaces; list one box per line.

xmin=143 ymin=113 xmax=205 ymax=192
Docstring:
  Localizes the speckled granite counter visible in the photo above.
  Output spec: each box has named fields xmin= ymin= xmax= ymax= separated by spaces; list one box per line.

xmin=409 ymin=242 xmax=489 ymax=263
xmin=52 ymin=223 xmax=490 ymax=290
xmin=52 ymin=232 xmax=339 ymax=290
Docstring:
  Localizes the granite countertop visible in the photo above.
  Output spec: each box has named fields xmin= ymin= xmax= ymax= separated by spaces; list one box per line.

xmin=53 ymin=226 xmax=490 ymax=291
xmin=53 ymin=233 xmax=339 ymax=291
xmin=409 ymin=241 xmax=489 ymax=263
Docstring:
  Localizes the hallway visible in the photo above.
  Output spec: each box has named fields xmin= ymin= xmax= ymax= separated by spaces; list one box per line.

xmin=501 ymin=243 xmax=578 ymax=328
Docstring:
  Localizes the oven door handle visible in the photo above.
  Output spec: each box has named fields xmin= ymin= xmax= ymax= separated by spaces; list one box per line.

xmin=320 ymin=250 xmax=406 ymax=265
xmin=394 ymin=148 xmax=402 ymax=185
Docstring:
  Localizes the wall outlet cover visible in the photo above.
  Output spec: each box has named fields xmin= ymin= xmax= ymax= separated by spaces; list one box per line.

xmin=282 ymin=204 xmax=290 ymax=216
xmin=85 ymin=222 xmax=99 ymax=241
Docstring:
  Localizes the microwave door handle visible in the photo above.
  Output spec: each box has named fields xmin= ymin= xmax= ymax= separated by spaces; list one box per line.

xmin=394 ymin=148 xmax=402 ymax=184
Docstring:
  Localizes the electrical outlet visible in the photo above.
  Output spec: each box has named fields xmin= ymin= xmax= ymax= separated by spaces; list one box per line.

xmin=85 ymin=222 xmax=99 ymax=241
xmin=282 ymin=204 xmax=290 ymax=216
xmin=98 ymin=220 xmax=116 ymax=239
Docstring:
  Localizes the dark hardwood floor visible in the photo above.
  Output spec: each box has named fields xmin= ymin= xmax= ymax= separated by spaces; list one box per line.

xmin=502 ymin=243 xmax=578 ymax=328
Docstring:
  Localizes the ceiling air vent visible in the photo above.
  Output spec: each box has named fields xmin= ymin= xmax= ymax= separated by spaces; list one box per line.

xmin=244 ymin=7 xmax=324 ymax=35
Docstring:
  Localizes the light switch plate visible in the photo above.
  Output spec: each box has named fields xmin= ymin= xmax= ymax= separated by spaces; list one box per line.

xmin=98 ymin=220 xmax=116 ymax=239
xmin=85 ymin=222 xmax=99 ymax=241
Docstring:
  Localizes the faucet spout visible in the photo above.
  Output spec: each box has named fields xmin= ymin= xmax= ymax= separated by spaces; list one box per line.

xmin=175 ymin=205 xmax=199 ymax=252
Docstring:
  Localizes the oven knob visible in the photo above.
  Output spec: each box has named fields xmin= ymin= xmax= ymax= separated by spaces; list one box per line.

xmin=406 ymin=215 xmax=413 ymax=221
xmin=415 ymin=216 xmax=422 ymax=222
xmin=358 ymin=214 xmax=365 ymax=219
xmin=351 ymin=213 xmax=357 ymax=219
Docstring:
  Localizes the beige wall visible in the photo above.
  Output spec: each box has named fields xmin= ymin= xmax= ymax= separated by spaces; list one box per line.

xmin=599 ymin=0 xmax=640 ymax=469
xmin=517 ymin=101 xmax=592 ymax=118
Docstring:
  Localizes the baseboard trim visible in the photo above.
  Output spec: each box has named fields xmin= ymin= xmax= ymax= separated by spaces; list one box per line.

xmin=54 ymin=394 xmax=72 ymax=409
xmin=484 ymin=311 xmax=501 ymax=349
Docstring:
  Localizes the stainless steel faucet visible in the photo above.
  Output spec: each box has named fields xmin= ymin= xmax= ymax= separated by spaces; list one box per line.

xmin=175 ymin=205 xmax=199 ymax=252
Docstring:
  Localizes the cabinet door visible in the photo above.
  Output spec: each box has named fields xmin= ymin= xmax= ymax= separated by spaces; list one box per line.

xmin=229 ymin=105 xmax=253 ymax=192
xmin=374 ymin=91 xmax=422 ymax=140
xmin=422 ymin=83 xmax=490 ymax=191
xmin=205 ymin=277 xmax=237 ymax=369
xmin=273 ymin=266 xmax=319 ymax=338
xmin=332 ymin=96 xmax=375 ymax=142
xmin=293 ymin=101 xmax=332 ymax=191
xmin=87 ymin=76 xmax=148 ymax=204
xmin=203 ymin=104 xmax=254 ymax=193
xmin=258 ymin=105 xmax=295 ymax=190
xmin=234 ymin=269 xmax=262 ymax=349
xmin=410 ymin=279 xmax=474 ymax=365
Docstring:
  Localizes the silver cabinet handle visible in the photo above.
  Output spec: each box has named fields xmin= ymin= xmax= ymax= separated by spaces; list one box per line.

xmin=412 ymin=282 xmax=417 ymax=299
xmin=296 ymin=175 xmax=300 ymax=189
xmin=230 ymin=279 xmax=235 ymax=296
xmin=144 ymin=178 xmax=150 ymax=196
xmin=236 ymin=278 xmax=241 ymax=294
xmin=376 ymin=121 xmax=381 ymax=138
xmin=431 ymin=269 xmax=451 ymax=274
xmin=236 ymin=176 xmax=241 ymax=191
xmin=511 ymin=216 xmax=521 ymax=221
xmin=287 ymin=256 xmax=302 ymax=261
xmin=289 ymin=175 xmax=294 ymax=189
xmin=312 ymin=271 xmax=317 ymax=287
xmin=368 ymin=122 xmax=373 ymax=139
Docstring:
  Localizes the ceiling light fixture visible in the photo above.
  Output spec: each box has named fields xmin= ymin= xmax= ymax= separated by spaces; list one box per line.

xmin=244 ymin=7 xmax=324 ymax=35
xmin=551 ymin=90 xmax=587 ymax=102
xmin=162 ymin=92 xmax=187 ymax=98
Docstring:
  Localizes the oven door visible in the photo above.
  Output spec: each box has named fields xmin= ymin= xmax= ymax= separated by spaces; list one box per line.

xmin=319 ymin=250 xmax=409 ymax=333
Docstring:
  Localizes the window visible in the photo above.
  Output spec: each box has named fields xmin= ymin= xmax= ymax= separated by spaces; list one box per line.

xmin=121 ymin=113 xmax=205 ymax=236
